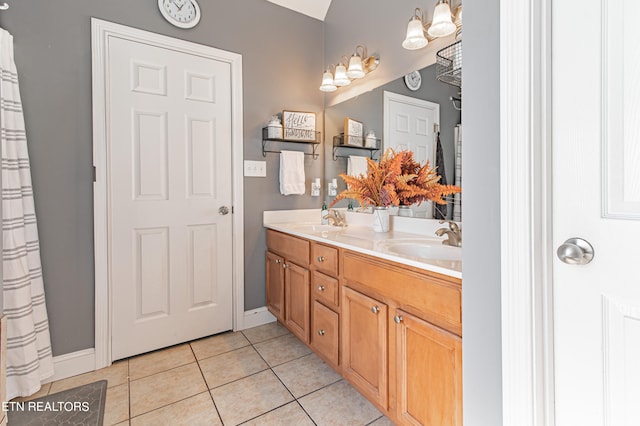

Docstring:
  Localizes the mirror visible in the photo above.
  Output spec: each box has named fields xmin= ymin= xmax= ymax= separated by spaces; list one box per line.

xmin=324 ymin=63 xmax=461 ymax=218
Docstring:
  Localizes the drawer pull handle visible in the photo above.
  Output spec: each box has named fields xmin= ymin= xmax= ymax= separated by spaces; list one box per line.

xmin=317 ymin=256 xmax=326 ymax=262
xmin=318 ymin=329 xmax=325 ymax=336
xmin=317 ymin=285 xmax=325 ymax=292
xmin=282 ymin=263 xmax=288 ymax=269
xmin=275 ymin=259 xmax=281 ymax=264
xmin=371 ymin=306 xmax=380 ymax=314
xmin=394 ymin=315 xmax=403 ymax=324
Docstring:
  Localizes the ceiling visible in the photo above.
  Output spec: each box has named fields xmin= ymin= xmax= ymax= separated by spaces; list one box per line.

xmin=264 ymin=0 xmax=333 ymax=21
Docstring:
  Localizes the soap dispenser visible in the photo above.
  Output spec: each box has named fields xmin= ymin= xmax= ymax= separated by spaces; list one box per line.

xmin=321 ymin=201 xmax=328 ymax=225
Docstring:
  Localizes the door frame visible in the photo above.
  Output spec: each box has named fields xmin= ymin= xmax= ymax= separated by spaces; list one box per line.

xmin=499 ymin=0 xmax=555 ymax=424
xmin=91 ymin=18 xmax=245 ymax=369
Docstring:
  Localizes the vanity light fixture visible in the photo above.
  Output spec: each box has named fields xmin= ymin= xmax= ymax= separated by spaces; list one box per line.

xmin=402 ymin=2 xmax=461 ymax=50
xmin=318 ymin=45 xmax=380 ymax=92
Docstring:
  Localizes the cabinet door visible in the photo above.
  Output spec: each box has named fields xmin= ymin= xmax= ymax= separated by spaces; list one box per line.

xmin=266 ymin=251 xmax=285 ymax=323
xmin=311 ymin=301 xmax=340 ymax=369
xmin=284 ymin=262 xmax=310 ymax=343
xmin=342 ymin=286 xmax=388 ymax=408
xmin=395 ymin=309 xmax=462 ymax=426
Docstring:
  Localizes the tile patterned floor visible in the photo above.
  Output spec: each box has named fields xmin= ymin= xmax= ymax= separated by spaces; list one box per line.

xmin=16 ymin=322 xmax=394 ymax=425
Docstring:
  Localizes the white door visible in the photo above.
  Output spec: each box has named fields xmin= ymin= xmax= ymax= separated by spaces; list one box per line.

xmin=383 ymin=91 xmax=439 ymax=165
xmin=384 ymin=91 xmax=439 ymax=217
xmin=553 ymin=0 xmax=640 ymax=424
xmin=107 ymin=36 xmax=233 ymax=360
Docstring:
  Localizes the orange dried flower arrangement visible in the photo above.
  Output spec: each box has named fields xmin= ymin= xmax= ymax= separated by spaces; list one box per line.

xmin=329 ymin=149 xmax=461 ymax=208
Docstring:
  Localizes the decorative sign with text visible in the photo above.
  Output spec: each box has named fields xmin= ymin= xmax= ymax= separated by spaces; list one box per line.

xmin=282 ymin=110 xmax=317 ymax=141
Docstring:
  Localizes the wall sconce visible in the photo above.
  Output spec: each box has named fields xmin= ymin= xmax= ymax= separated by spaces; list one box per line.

xmin=319 ymin=45 xmax=379 ymax=92
xmin=402 ymin=1 xmax=461 ymax=50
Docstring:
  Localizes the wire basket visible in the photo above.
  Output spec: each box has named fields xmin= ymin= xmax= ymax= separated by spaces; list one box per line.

xmin=436 ymin=40 xmax=462 ymax=87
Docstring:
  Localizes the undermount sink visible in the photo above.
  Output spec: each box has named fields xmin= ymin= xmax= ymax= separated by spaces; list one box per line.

xmin=381 ymin=240 xmax=462 ymax=261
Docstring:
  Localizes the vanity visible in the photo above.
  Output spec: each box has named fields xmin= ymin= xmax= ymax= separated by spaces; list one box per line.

xmin=264 ymin=210 xmax=462 ymax=426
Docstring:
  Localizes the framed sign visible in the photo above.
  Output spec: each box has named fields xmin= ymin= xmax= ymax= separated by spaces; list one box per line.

xmin=282 ymin=110 xmax=317 ymax=141
xmin=344 ymin=117 xmax=364 ymax=146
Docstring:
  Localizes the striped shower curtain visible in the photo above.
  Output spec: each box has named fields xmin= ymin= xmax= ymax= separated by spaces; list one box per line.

xmin=452 ymin=124 xmax=462 ymax=221
xmin=1 ymin=28 xmax=54 ymax=399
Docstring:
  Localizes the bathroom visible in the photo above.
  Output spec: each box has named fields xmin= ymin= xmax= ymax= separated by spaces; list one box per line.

xmin=1 ymin=0 xmax=631 ymax=425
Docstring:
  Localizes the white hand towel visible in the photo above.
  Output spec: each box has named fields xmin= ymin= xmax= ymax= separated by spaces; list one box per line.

xmin=347 ymin=155 xmax=368 ymax=177
xmin=279 ymin=150 xmax=306 ymax=195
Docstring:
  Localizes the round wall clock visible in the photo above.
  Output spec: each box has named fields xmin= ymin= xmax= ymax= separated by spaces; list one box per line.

xmin=158 ymin=0 xmax=201 ymax=29
xmin=404 ymin=70 xmax=422 ymax=91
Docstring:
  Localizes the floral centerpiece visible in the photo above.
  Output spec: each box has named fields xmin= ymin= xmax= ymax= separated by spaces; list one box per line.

xmin=330 ymin=149 xmax=461 ymax=208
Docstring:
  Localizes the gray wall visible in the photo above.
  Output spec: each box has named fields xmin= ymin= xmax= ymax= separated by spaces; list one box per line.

xmin=462 ymin=0 xmax=504 ymax=424
xmin=324 ymin=63 xmax=460 ymax=203
xmin=0 ymin=0 xmax=323 ymax=356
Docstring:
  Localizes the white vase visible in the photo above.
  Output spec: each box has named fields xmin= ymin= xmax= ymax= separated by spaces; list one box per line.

xmin=372 ymin=206 xmax=390 ymax=232
xmin=398 ymin=205 xmax=414 ymax=217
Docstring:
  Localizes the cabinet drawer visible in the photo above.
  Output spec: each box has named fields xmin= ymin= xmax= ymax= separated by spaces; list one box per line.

xmin=313 ymin=243 xmax=339 ymax=276
xmin=267 ymin=229 xmax=310 ymax=266
xmin=312 ymin=271 xmax=339 ymax=309
xmin=344 ymin=251 xmax=462 ymax=336
xmin=311 ymin=301 xmax=339 ymax=368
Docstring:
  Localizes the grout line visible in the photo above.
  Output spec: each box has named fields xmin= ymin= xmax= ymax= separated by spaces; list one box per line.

xmin=128 ymin=359 xmax=198 ymax=383
xmin=128 ymin=390 xmax=213 ymax=422
xmin=189 ymin=342 xmax=224 ymax=425
xmin=295 ymin=399 xmax=319 ymax=426
xmin=126 ymin=359 xmax=132 ymax=424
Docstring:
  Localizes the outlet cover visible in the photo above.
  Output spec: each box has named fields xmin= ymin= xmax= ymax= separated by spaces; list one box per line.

xmin=244 ymin=160 xmax=267 ymax=177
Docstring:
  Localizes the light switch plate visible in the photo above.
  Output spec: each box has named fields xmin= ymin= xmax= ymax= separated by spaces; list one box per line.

xmin=244 ymin=160 xmax=266 ymax=177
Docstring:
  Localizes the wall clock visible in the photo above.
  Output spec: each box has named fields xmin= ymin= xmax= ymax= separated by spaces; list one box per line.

xmin=404 ymin=70 xmax=422 ymax=91
xmin=158 ymin=0 xmax=201 ymax=29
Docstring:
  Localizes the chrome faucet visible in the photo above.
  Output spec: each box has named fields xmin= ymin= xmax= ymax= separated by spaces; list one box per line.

xmin=323 ymin=210 xmax=347 ymax=227
xmin=435 ymin=220 xmax=462 ymax=247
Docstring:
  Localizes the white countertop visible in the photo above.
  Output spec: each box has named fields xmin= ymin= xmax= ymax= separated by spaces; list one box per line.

xmin=264 ymin=209 xmax=462 ymax=279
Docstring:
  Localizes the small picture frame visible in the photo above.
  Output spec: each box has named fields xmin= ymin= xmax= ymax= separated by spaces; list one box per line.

xmin=344 ymin=117 xmax=364 ymax=146
xmin=282 ymin=110 xmax=317 ymax=141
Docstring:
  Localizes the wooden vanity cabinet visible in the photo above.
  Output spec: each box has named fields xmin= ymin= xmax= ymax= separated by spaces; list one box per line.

xmin=310 ymin=242 xmax=341 ymax=371
xmin=284 ymin=262 xmax=310 ymax=343
xmin=265 ymin=251 xmax=285 ymax=323
xmin=266 ymin=230 xmax=310 ymax=343
xmin=342 ymin=286 xmax=388 ymax=409
xmin=395 ymin=309 xmax=462 ymax=426
xmin=343 ymin=251 xmax=462 ymax=425
xmin=265 ymin=229 xmax=462 ymax=425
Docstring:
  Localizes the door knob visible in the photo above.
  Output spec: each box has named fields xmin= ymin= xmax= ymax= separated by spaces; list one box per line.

xmin=218 ymin=206 xmax=230 ymax=215
xmin=556 ymin=237 xmax=594 ymax=265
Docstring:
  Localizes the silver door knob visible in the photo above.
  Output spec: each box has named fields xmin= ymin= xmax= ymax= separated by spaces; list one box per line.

xmin=394 ymin=315 xmax=403 ymax=324
xmin=218 ymin=206 xmax=230 ymax=215
xmin=318 ymin=329 xmax=325 ymax=336
xmin=371 ymin=306 xmax=380 ymax=314
xmin=557 ymin=237 xmax=594 ymax=265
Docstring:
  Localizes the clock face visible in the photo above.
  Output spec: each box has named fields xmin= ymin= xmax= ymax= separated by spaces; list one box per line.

xmin=158 ymin=0 xmax=201 ymax=29
xmin=404 ymin=70 xmax=422 ymax=91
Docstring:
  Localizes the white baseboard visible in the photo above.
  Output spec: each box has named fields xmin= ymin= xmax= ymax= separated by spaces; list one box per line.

xmin=241 ymin=307 xmax=276 ymax=330
xmin=43 ymin=348 xmax=96 ymax=383
xmin=43 ymin=309 xmax=273 ymax=384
